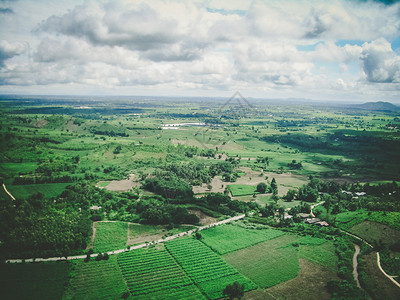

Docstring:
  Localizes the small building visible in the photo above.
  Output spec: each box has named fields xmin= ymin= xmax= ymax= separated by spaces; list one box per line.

xmin=315 ymin=221 xmax=329 ymax=227
xmin=90 ymin=205 xmax=102 ymax=210
xmin=305 ymin=218 xmax=320 ymax=224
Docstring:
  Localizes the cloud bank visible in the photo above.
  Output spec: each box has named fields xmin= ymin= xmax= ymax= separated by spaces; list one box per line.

xmin=0 ymin=0 xmax=399 ymax=100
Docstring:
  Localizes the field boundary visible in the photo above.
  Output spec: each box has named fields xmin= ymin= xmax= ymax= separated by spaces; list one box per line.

xmin=5 ymin=214 xmax=246 ymax=263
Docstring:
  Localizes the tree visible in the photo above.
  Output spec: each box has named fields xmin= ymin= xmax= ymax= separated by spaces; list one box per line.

xmin=271 ymin=178 xmax=278 ymax=192
xmin=223 ymin=281 xmax=245 ymax=299
xmin=283 ymin=189 xmax=297 ymax=202
xmin=256 ymin=182 xmax=267 ymax=193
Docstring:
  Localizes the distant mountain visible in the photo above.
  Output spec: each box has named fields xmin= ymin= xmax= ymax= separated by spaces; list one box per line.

xmin=349 ymin=101 xmax=400 ymax=112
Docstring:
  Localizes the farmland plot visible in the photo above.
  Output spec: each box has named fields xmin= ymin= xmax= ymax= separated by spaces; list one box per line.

xmin=200 ymin=223 xmax=285 ymax=254
xmin=65 ymin=255 xmax=129 ymax=300
xmin=93 ymin=221 xmax=128 ymax=252
xmin=165 ymin=238 xmax=257 ymax=299
xmin=118 ymin=245 xmax=204 ymax=300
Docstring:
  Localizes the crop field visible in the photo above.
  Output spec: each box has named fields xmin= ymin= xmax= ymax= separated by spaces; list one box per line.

xmin=0 ymin=262 xmax=70 ymax=300
xmin=65 ymin=255 xmax=129 ymax=300
xmin=199 ymin=223 xmax=285 ymax=254
xmin=118 ymin=245 xmax=204 ymax=299
xmin=228 ymin=184 xmax=258 ymax=196
xmin=93 ymin=222 xmax=128 ymax=252
xmin=165 ymin=238 xmax=257 ymax=299
xmin=224 ymin=234 xmax=300 ymax=288
xmin=298 ymin=240 xmax=338 ymax=272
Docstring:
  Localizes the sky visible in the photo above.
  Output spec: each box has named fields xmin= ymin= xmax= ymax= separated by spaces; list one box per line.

xmin=0 ymin=0 xmax=399 ymax=102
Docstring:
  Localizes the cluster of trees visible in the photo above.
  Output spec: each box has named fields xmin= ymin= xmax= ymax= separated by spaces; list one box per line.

xmin=287 ymin=159 xmax=302 ymax=170
xmin=0 ymin=192 xmax=91 ymax=258
xmin=143 ymin=173 xmax=194 ymax=200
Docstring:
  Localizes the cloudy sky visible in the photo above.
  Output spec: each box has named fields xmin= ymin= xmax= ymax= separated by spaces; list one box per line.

xmin=0 ymin=0 xmax=399 ymax=102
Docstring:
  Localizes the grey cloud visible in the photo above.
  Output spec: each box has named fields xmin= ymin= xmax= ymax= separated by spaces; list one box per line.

xmin=361 ymin=39 xmax=400 ymax=83
xmin=0 ymin=8 xmax=14 ymax=14
xmin=37 ymin=2 xmax=199 ymax=61
xmin=304 ymin=10 xmax=328 ymax=39
xmin=0 ymin=40 xmax=26 ymax=67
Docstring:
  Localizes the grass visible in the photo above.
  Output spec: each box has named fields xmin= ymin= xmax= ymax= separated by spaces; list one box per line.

xmin=65 ymin=255 xmax=130 ymax=300
xmin=224 ymin=234 xmax=300 ymax=288
xmin=359 ymin=251 xmax=400 ymax=299
xmin=165 ymin=237 xmax=257 ymax=299
xmin=349 ymin=221 xmax=400 ymax=247
xmin=200 ymin=223 xmax=285 ymax=254
xmin=93 ymin=222 xmax=128 ymax=252
xmin=118 ymin=244 xmax=204 ymax=299
xmin=0 ymin=261 xmax=70 ymax=300
xmin=335 ymin=210 xmax=400 ymax=230
xmin=228 ymin=184 xmax=258 ymax=196
xmin=298 ymin=241 xmax=338 ymax=272
xmin=7 ymin=183 xmax=71 ymax=199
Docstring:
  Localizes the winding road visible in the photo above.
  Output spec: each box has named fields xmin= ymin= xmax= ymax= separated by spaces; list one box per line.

xmin=310 ymin=201 xmax=400 ymax=290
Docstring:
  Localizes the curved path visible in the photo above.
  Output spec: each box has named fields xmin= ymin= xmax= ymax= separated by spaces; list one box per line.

xmin=5 ymin=214 xmax=246 ymax=264
xmin=340 ymin=229 xmax=400 ymax=289
xmin=310 ymin=201 xmax=325 ymax=217
xmin=353 ymin=244 xmax=362 ymax=288
xmin=2 ymin=183 xmax=15 ymax=200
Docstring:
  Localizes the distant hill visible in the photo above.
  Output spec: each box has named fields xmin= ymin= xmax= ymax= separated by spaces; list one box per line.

xmin=349 ymin=101 xmax=400 ymax=112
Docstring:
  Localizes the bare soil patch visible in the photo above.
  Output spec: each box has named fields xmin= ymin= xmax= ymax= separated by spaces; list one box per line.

xmin=265 ymin=258 xmax=338 ymax=300
xmin=187 ymin=209 xmax=217 ymax=226
xmin=127 ymin=223 xmax=167 ymax=246
xmin=97 ymin=174 xmax=140 ymax=192
xmin=193 ymin=176 xmax=225 ymax=194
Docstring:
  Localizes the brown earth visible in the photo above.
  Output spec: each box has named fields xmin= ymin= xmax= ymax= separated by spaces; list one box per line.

xmin=97 ymin=174 xmax=140 ymax=192
xmin=187 ymin=209 xmax=218 ymax=226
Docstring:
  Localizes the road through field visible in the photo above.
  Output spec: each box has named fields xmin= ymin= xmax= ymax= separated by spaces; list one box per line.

xmin=5 ymin=214 xmax=246 ymax=263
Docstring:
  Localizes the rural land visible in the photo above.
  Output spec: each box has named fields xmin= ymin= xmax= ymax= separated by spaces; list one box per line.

xmin=0 ymin=95 xmax=400 ymax=300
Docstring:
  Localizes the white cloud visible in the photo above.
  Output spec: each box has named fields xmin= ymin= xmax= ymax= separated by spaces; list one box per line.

xmin=361 ymin=38 xmax=400 ymax=83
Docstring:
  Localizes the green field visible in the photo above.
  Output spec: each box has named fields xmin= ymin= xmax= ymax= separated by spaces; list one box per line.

xmin=65 ymin=255 xmax=129 ymax=300
xmin=118 ymin=245 xmax=204 ymax=299
xmin=200 ymin=223 xmax=285 ymax=254
xmin=228 ymin=184 xmax=258 ymax=196
xmin=224 ymin=234 xmax=300 ymax=288
xmin=0 ymin=262 xmax=70 ymax=300
xmin=93 ymin=222 xmax=128 ymax=252
xmin=299 ymin=241 xmax=338 ymax=271
xmin=165 ymin=237 xmax=257 ymax=299
xmin=7 ymin=183 xmax=71 ymax=199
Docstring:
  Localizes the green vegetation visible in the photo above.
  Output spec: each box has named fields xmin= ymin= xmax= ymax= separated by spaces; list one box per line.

xmin=334 ymin=211 xmax=400 ymax=231
xmin=165 ymin=237 xmax=257 ymax=299
xmin=93 ymin=222 xmax=128 ymax=252
xmin=200 ymin=223 xmax=285 ymax=254
xmin=1 ymin=97 xmax=400 ymax=299
xmin=228 ymin=184 xmax=258 ymax=196
xmin=65 ymin=255 xmax=129 ymax=300
xmin=224 ymin=235 xmax=300 ymax=288
xmin=0 ymin=262 xmax=70 ymax=300
xmin=118 ymin=245 xmax=204 ymax=299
